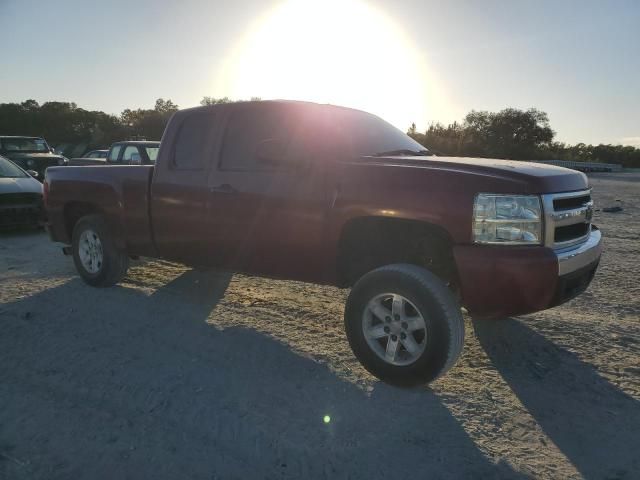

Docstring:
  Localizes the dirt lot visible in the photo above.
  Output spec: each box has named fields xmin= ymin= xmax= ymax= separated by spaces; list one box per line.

xmin=1 ymin=173 xmax=639 ymax=480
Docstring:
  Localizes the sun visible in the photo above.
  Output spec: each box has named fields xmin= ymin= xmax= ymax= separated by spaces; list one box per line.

xmin=217 ymin=0 xmax=446 ymax=130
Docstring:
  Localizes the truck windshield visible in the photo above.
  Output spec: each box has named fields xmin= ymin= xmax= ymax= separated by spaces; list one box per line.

xmin=0 ymin=137 xmax=50 ymax=153
xmin=0 ymin=156 xmax=27 ymax=178
xmin=330 ymin=109 xmax=430 ymax=157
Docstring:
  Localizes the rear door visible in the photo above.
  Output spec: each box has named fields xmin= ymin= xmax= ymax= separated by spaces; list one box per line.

xmin=206 ymin=103 xmax=330 ymax=281
xmin=150 ymin=110 xmax=221 ymax=264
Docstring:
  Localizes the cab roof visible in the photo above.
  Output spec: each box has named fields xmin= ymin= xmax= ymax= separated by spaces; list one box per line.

xmin=111 ymin=141 xmax=160 ymax=146
xmin=180 ymin=99 xmax=370 ymax=117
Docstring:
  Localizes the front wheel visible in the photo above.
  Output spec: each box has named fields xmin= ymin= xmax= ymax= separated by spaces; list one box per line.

xmin=345 ymin=264 xmax=464 ymax=387
xmin=72 ymin=214 xmax=129 ymax=287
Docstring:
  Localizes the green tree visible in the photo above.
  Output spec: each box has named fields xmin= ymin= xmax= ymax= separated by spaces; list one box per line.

xmin=410 ymin=108 xmax=556 ymax=160
xmin=200 ymin=96 xmax=261 ymax=106
xmin=0 ymin=99 xmax=125 ymax=154
xmin=464 ymin=108 xmax=554 ymax=159
xmin=154 ymin=98 xmax=179 ymax=114
xmin=200 ymin=96 xmax=231 ymax=106
xmin=120 ymin=98 xmax=179 ymax=140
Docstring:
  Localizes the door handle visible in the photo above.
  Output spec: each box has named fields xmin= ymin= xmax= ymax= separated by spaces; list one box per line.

xmin=210 ymin=183 xmax=237 ymax=194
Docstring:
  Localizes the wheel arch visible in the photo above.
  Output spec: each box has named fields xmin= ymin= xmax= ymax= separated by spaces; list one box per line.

xmin=63 ymin=201 xmax=126 ymax=250
xmin=335 ymin=216 xmax=459 ymax=289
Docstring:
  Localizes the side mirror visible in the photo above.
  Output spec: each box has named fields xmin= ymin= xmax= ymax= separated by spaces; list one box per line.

xmin=129 ymin=153 xmax=142 ymax=165
xmin=27 ymin=170 xmax=39 ymax=178
xmin=255 ymin=138 xmax=288 ymax=167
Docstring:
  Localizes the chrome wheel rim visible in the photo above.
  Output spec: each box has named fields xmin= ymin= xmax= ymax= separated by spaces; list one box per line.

xmin=362 ymin=293 xmax=427 ymax=366
xmin=78 ymin=229 xmax=103 ymax=274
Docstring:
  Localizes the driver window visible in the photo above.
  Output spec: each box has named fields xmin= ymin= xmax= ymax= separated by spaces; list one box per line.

xmin=219 ymin=105 xmax=295 ymax=172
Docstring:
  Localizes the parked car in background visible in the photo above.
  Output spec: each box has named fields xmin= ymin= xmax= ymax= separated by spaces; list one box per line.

xmin=0 ymin=136 xmax=67 ymax=181
xmin=0 ymin=154 xmax=44 ymax=229
xmin=107 ymin=141 xmax=160 ymax=165
xmin=68 ymin=157 xmax=107 ymax=166
xmin=84 ymin=149 xmax=109 ymax=159
xmin=69 ymin=144 xmax=160 ymax=167
xmin=44 ymin=100 xmax=602 ymax=386
xmin=67 ymin=149 xmax=110 ymax=166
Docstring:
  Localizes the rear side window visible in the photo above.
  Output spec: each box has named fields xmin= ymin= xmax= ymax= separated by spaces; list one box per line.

xmin=173 ymin=113 xmax=215 ymax=170
xmin=220 ymin=106 xmax=294 ymax=171
xmin=122 ymin=146 xmax=140 ymax=163
xmin=108 ymin=145 xmax=122 ymax=162
xmin=145 ymin=147 xmax=159 ymax=163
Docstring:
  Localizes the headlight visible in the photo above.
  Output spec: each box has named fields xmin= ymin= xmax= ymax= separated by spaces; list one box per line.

xmin=57 ymin=158 xmax=65 ymax=165
xmin=473 ymin=194 xmax=542 ymax=245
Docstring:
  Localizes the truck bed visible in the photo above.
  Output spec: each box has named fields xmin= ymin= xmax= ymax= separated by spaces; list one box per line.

xmin=45 ymin=165 xmax=156 ymax=256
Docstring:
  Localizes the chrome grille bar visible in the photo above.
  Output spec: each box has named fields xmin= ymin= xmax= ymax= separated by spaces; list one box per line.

xmin=541 ymin=189 xmax=593 ymax=250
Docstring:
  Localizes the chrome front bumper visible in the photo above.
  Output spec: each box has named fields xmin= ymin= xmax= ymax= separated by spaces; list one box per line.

xmin=556 ymin=227 xmax=603 ymax=276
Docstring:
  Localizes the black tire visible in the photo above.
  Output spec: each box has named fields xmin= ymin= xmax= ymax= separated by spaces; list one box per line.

xmin=345 ymin=264 xmax=464 ymax=387
xmin=72 ymin=214 xmax=129 ymax=287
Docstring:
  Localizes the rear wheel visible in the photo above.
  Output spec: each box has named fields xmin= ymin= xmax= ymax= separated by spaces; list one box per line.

xmin=72 ymin=215 xmax=129 ymax=287
xmin=345 ymin=264 xmax=464 ymax=386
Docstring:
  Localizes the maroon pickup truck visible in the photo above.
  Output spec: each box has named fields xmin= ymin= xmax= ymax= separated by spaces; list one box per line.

xmin=44 ymin=100 xmax=602 ymax=386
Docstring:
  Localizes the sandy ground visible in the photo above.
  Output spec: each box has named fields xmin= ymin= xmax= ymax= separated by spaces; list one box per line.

xmin=1 ymin=173 xmax=639 ymax=480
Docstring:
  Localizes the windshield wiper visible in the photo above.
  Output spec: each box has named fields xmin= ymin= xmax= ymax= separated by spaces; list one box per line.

xmin=371 ymin=149 xmax=432 ymax=157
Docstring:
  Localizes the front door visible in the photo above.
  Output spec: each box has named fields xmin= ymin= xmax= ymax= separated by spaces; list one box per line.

xmin=206 ymin=103 xmax=330 ymax=282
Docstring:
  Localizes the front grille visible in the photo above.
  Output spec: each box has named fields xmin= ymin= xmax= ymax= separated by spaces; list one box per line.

xmin=0 ymin=205 xmax=43 ymax=227
xmin=0 ymin=192 xmax=41 ymax=205
xmin=7 ymin=158 xmax=60 ymax=173
xmin=0 ymin=193 xmax=43 ymax=228
xmin=553 ymin=194 xmax=591 ymax=211
xmin=542 ymin=190 xmax=593 ymax=250
xmin=555 ymin=223 xmax=589 ymax=243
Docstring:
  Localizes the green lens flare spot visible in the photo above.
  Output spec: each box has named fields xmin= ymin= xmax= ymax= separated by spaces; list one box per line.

xmin=323 ymin=415 xmax=331 ymax=424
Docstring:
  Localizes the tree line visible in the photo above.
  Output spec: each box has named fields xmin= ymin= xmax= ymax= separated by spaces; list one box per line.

xmin=0 ymin=98 xmax=180 ymax=156
xmin=408 ymin=108 xmax=640 ymax=168
xmin=0 ymin=98 xmax=638 ymax=167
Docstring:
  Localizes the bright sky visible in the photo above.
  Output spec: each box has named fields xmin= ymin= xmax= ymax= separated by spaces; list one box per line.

xmin=1 ymin=0 xmax=638 ymax=146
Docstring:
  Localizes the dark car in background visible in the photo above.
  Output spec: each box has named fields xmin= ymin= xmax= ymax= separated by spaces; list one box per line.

xmin=0 ymin=155 xmax=44 ymax=229
xmin=68 ymin=150 xmax=110 ymax=166
xmin=68 ymin=157 xmax=107 ymax=166
xmin=0 ymin=136 xmax=67 ymax=181
xmin=107 ymin=141 xmax=160 ymax=165
xmin=84 ymin=149 xmax=109 ymax=159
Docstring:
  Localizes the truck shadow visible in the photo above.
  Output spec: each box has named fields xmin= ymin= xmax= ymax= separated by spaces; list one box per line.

xmin=0 ymin=270 xmax=525 ymax=480
xmin=473 ymin=317 xmax=640 ymax=480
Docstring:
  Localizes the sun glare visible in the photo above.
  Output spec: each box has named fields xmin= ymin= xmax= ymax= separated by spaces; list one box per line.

xmin=218 ymin=0 xmax=446 ymax=130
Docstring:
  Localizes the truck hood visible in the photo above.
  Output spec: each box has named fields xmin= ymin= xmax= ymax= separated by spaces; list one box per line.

xmin=355 ymin=155 xmax=589 ymax=193
xmin=4 ymin=152 xmax=65 ymax=163
xmin=0 ymin=176 xmax=43 ymax=195
xmin=336 ymin=155 xmax=589 ymax=244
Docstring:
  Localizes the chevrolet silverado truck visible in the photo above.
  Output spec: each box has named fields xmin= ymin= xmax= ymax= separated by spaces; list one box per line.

xmin=44 ymin=101 xmax=602 ymax=386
